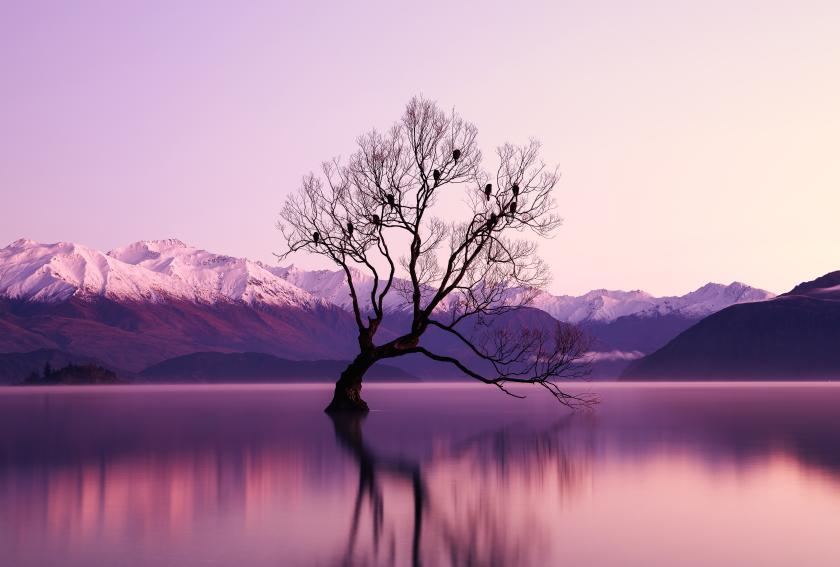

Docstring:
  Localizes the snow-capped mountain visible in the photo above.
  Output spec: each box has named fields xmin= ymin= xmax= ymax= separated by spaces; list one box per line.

xmin=0 ymin=239 xmax=360 ymax=373
xmin=529 ymin=282 xmax=774 ymax=324
xmin=0 ymin=238 xmax=324 ymax=309
xmin=1 ymin=238 xmax=773 ymax=322
xmin=265 ymin=263 xmax=436 ymax=313
xmin=0 ymin=238 xmax=777 ymax=379
xmin=270 ymin=263 xmax=774 ymax=324
xmin=266 ymin=264 xmax=408 ymax=312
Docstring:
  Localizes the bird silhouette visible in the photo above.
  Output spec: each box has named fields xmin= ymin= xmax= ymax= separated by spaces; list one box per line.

xmin=512 ymin=184 xmax=520 ymax=197
xmin=346 ymin=222 xmax=354 ymax=236
xmin=485 ymin=184 xmax=492 ymax=201
xmin=452 ymin=149 xmax=461 ymax=161
xmin=433 ymin=169 xmax=441 ymax=183
xmin=313 ymin=231 xmax=320 ymax=245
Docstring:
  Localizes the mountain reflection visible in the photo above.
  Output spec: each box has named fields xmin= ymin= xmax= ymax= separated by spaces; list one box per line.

xmin=2 ymin=384 xmax=840 ymax=567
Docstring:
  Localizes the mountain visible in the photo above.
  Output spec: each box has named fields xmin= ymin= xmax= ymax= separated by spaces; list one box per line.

xmin=531 ymin=282 xmax=773 ymax=323
xmin=271 ymin=264 xmax=773 ymax=375
xmin=268 ymin=265 xmax=411 ymax=313
xmin=0 ymin=239 xmax=360 ymax=372
xmin=140 ymin=352 xmax=417 ymax=382
xmin=272 ymin=264 xmax=772 ymax=324
xmin=531 ymin=283 xmax=774 ymax=375
xmin=1 ymin=238 xmax=324 ymax=308
xmin=622 ymin=271 xmax=840 ymax=380
xmin=0 ymin=238 xmax=773 ymax=380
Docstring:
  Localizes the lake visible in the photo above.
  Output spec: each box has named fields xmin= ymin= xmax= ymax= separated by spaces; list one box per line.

xmin=1 ymin=382 xmax=839 ymax=566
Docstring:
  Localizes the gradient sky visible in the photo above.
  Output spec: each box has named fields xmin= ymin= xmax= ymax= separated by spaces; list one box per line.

xmin=1 ymin=0 xmax=838 ymax=296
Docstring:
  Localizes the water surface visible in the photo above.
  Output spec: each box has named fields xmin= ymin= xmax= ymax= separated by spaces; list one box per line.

xmin=1 ymin=383 xmax=839 ymax=566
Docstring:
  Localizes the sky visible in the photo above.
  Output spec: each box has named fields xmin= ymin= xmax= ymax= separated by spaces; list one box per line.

xmin=1 ymin=0 xmax=838 ymax=296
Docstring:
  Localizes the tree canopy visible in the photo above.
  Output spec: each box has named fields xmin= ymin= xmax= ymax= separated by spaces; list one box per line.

xmin=278 ymin=97 xmax=593 ymax=410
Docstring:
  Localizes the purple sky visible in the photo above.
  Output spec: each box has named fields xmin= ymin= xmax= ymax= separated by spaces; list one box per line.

xmin=1 ymin=1 xmax=839 ymax=295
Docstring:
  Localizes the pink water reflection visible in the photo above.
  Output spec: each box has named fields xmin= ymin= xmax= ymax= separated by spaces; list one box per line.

xmin=1 ymin=384 xmax=839 ymax=566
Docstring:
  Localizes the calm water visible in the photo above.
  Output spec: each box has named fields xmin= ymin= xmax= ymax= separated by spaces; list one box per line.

xmin=1 ymin=383 xmax=840 ymax=567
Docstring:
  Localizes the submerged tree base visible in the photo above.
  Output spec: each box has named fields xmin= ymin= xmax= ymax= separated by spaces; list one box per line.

xmin=324 ymin=381 xmax=370 ymax=413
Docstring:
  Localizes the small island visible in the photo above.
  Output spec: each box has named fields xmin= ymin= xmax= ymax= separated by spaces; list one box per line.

xmin=23 ymin=363 xmax=124 ymax=385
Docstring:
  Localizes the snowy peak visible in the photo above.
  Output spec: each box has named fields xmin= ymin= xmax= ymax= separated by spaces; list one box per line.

xmin=8 ymin=238 xmax=39 ymax=249
xmin=677 ymin=282 xmax=774 ymax=316
xmin=267 ymin=264 xmax=775 ymax=324
xmin=532 ymin=281 xmax=774 ymax=324
xmin=266 ymin=265 xmax=347 ymax=306
xmin=0 ymin=238 xmax=776 ymax=322
xmin=0 ymin=240 xmax=163 ymax=303
xmin=532 ymin=289 xmax=658 ymax=323
xmin=0 ymin=239 xmax=325 ymax=309
xmin=266 ymin=263 xmax=408 ymax=312
xmin=106 ymin=239 xmax=188 ymax=264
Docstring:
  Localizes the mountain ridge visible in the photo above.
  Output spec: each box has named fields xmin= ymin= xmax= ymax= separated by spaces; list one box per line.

xmin=0 ymin=238 xmax=777 ymax=378
xmin=2 ymin=238 xmax=774 ymax=324
xmin=0 ymin=238 xmax=327 ymax=309
xmin=270 ymin=262 xmax=773 ymax=324
xmin=623 ymin=270 xmax=840 ymax=380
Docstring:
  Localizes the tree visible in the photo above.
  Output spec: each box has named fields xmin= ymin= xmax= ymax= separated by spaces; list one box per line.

xmin=278 ymin=97 xmax=593 ymax=412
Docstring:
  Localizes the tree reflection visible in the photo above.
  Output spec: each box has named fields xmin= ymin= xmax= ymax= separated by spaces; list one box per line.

xmin=329 ymin=413 xmax=589 ymax=567
xmin=330 ymin=412 xmax=426 ymax=567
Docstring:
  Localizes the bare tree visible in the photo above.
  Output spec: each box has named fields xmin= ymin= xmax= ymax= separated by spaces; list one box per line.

xmin=278 ymin=97 xmax=592 ymax=411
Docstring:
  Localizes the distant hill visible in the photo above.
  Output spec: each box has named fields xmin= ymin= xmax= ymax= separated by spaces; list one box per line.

xmin=623 ymin=271 xmax=840 ymax=380
xmin=140 ymin=351 xmax=419 ymax=383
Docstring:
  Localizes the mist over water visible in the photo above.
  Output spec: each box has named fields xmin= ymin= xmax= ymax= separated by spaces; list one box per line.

xmin=1 ymin=383 xmax=839 ymax=566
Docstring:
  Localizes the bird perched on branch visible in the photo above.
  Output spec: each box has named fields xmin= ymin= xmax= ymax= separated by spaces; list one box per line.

xmin=346 ymin=222 xmax=354 ymax=236
xmin=485 ymin=184 xmax=492 ymax=201
xmin=372 ymin=214 xmax=380 ymax=226
xmin=433 ymin=169 xmax=441 ymax=183
xmin=313 ymin=231 xmax=320 ymax=245
xmin=452 ymin=149 xmax=461 ymax=161
xmin=386 ymin=193 xmax=395 ymax=208
xmin=512 ymin=183 xmax=520 ymax=197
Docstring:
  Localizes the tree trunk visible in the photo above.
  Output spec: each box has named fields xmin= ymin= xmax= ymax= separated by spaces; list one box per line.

xmin=325 ymin=354 xmax=374 ymax=413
